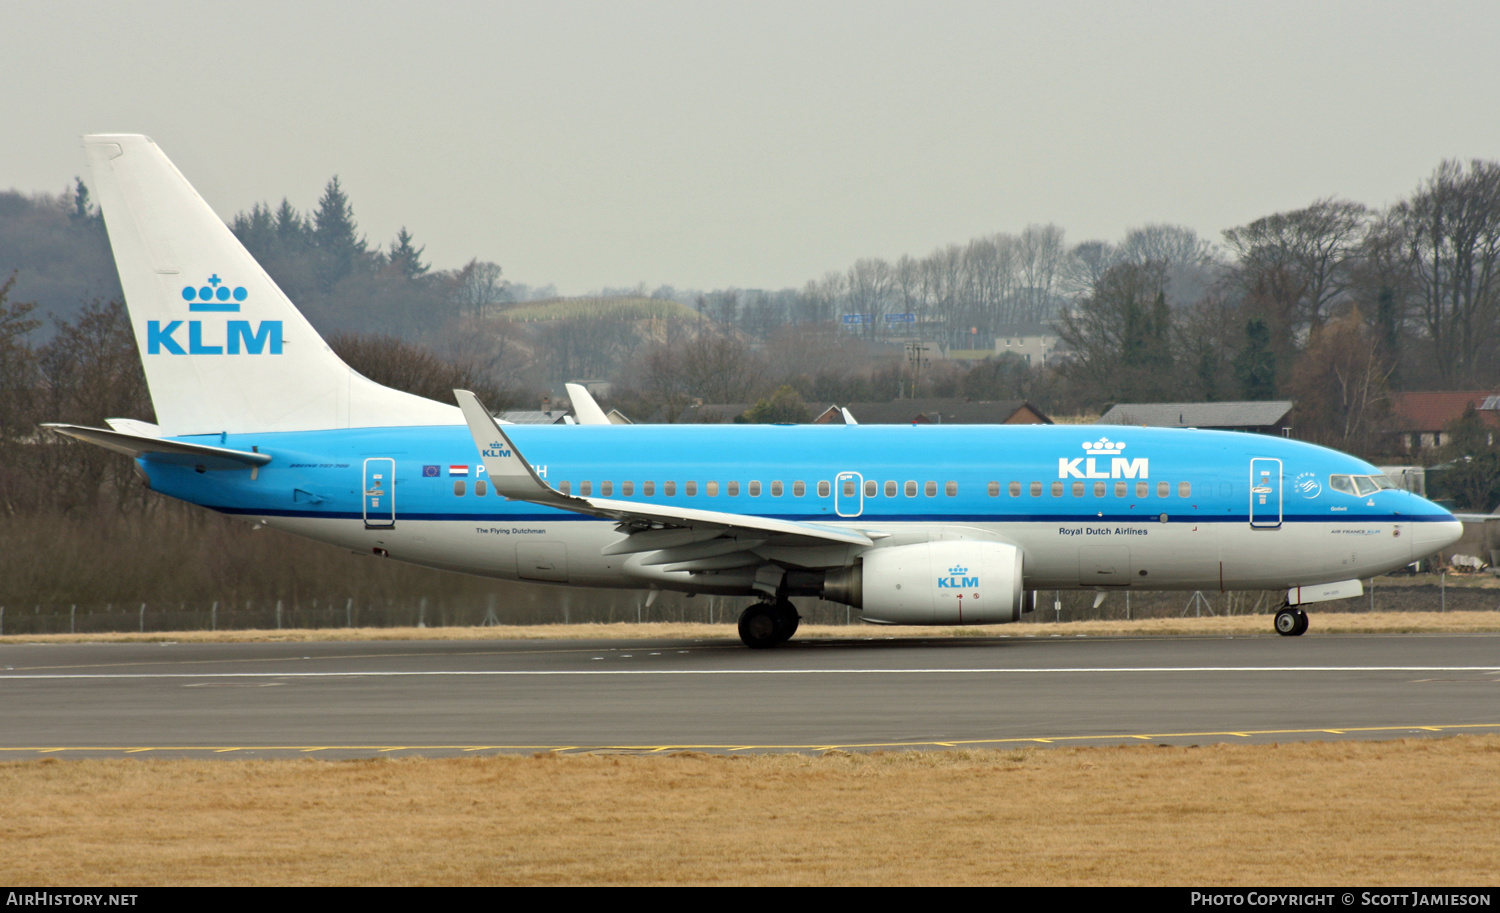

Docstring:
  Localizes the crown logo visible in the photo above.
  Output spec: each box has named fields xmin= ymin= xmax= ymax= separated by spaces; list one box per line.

xmin=181 ymin=274 xmax=247 ymax=312
xmin=1083 ymin=437 xmax=1126 ymax=455
xmin=948 ymin=566 xmax=968 ymax=575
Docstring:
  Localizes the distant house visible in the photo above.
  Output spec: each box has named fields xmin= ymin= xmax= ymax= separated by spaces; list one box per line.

xmin=1386 ymin=391 xmax=1500 ymax=453
xmin=650 ymin=399 xmax=1051 ymax=425
xmin=841 ymin=399 xmax=1052 ymax=425
xmin=992 ymin=323 xmax=1062 ymax=366
xmin=657 ymin=402 xmax=843 ymax=424
xmin=499 ymin=409 xmax=574 ymax=425
xmin=1098 ymin=401 xmax=1294 ymax=436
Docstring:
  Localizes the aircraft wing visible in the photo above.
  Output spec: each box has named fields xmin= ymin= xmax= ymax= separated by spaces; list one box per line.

xmin=42 ymin=423 xmax=271 ymax=470
xmin=455 ymin=391 xmax=873 ymax=549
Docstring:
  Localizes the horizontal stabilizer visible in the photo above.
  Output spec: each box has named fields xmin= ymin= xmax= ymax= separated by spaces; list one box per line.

xmin=43 ymin=423 xmax=271 ymax=470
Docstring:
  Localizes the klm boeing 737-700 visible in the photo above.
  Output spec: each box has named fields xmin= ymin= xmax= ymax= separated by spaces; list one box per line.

xmin=46 ymin=135 xmax=1463 ymax=647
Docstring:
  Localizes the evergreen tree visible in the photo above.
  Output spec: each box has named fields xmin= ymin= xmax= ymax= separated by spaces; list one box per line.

xmin=68 ymin=178 xmax=98 ymax=227
xmin=312 ymin=176 xmax=366 ymax=290
xmin=388 ymin=227 xmax=428 ymax=280
xmin=742 ymin=385 xmax=811 ymax=424
xmin=1234 ymin=318 xmax=1278 ymax=399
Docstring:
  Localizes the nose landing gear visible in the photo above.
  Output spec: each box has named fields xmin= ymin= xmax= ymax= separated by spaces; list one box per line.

xmin=738 ymin=599 xmax=801 ymax=649
xmin=1274 ymin=606 xmax=1309 ymax=636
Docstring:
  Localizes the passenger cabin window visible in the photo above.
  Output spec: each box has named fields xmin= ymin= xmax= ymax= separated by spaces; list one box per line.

xmin=579 ymin=481 xmax=592 ymax=496
xmin=600 ymin=481 xmax=612 ymax=496
xmin=945 ymin=481 xmax=957 ymax=496
xmin=1030 ymin=482 xmax=1042 ymax=497
xmin=559 ymin=481 xmax=571 ymax=495
xmin=706 ymin=481 xmax=718 ymax=496
xmin=794 ymin=481 xmax=805 ymax=497
xmin=1051 ymin=482 xmax=1063 ymax=497
xmin=865 ymin=480 xmax=877 ymax=497
xmin=1137 ymin=481 xmax=1149 ymax=498
xmin=843 ymin=479 xmax=857 ymax=497
xmin=1072 ymin=481 xmax=1084 ymax=497
xmin=1157 ymin=481 xmax=1169 ymax=498
xmin=476 ymin=480 xmax=487 ymax=496
xmin=1179 ymin=482 xmax=1192 ymax=498
xmin=1094 ymin=482 xmax=1106 ymax=497
xmin=685 ymin=481 xmax=697 ymax=496
xmin=889 ymin=481 xmax=900 ymax=497
xmin=817 ymin=481 xmax=830 ymax=497
xmin=454 ymin=481 xmax=466 ymax=496
xmin=642 ymin=481 xmax=655 ymax=496
xmin=664 ymin=481 xmax=676 ymax=496
xmin=728 ymin=481 xmax=740 ymax=496
xmin=1009 ymin=481 xmax=1021 ymax=497
xmin=987 ymin=481 xmax=999 ymax=497
xmin=751 ymin=481 xmax=763 ymax=496
xmin=905 ymin=481 xmax=918 ymax=497
xmin=622 ymin=481 xmax=634 ymax=496
xmin=1115 ymin=481 xmax=1126 ymax=497
xmin=771 ymin=481 xmax=784 ymax=496
xmin=924 ymin=481 xmax=937 ymax=497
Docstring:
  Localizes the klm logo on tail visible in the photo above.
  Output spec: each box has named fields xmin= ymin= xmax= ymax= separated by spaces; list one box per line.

xmin=147 ymin=274 xmax=282 ymax=355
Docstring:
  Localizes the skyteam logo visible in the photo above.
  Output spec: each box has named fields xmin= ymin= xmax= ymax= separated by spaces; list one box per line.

xmin=1059 ymin=437 xmax=1149 ymax=480
xmin=938 ymin=565 xmax=979 ymax=589
xmin=148 ymin=274 xmax=283 ymax=356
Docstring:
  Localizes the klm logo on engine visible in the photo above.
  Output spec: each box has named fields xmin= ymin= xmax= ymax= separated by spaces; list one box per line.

xmin=938 ymin=565 xmax=979 ymax=589
xmin=1058 ymin=437 xmax=1148 ymax=480
xmin=146 ymin=274 xmax=282 ymax=355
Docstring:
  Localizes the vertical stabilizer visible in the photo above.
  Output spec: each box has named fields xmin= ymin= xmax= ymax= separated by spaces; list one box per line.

xmin=84 ymin=134 xmax=459 ymax=435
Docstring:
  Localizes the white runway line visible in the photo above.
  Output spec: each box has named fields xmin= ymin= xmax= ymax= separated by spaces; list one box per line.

xmin=2 ymin=666 xmax=1499 ymax=680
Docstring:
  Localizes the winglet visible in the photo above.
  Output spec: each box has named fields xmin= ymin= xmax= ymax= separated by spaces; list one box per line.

xmin=455 ymin=390 xmax=565 ymax=502
xmin=565 ymin=383 xmax=611 ymax=425
xmin=841 ymin=407 xmax=858 ymax=425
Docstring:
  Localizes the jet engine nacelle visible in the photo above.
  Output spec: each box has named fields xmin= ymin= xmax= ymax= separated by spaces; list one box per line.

xmin=823 ymin=540 xmax=1024 ymax=625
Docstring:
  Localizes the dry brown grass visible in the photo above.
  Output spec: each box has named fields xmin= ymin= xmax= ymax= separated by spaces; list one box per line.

xmin=4 ymin=610 xmax=1500 ymax=644
xmin=2 ymin=737 xmax=1497 ymax=886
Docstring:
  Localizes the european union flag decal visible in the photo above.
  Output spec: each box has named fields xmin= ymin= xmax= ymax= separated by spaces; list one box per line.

xmin=422 ymin=465 xmax=440 ymax=478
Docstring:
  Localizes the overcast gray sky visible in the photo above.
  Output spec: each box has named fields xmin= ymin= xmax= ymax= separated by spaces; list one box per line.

xmin=4 ymin=1 xmax=1498 ymax=295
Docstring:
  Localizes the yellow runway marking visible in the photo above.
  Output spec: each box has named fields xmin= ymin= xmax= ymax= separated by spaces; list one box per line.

xmin=3 ymin=722 xmax=1498 ymax=756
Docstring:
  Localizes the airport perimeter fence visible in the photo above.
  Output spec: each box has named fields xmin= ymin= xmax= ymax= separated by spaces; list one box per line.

xmin=1 ymin=576 xmax=1496 ymax=636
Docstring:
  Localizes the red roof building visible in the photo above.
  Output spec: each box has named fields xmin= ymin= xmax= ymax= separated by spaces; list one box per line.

xmin=1386 ymin=391 xmax=1500 ymax=453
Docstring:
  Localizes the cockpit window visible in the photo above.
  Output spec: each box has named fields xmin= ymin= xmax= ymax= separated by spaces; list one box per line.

xmin=1331 ymin=474 xmax=1394 ymax=496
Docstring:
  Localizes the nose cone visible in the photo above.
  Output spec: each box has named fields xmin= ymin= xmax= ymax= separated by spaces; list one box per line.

xmin=1411 ymin=513 xmax=1464 ymax=561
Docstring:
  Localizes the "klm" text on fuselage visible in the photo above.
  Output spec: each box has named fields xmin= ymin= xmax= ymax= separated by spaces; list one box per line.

xmin=1058 ymin=457 xmax=1149 ymax=479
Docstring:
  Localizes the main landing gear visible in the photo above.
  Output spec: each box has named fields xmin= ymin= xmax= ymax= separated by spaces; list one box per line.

xmin=1274 ymin=605 xmax=1309 ymax=637
xmin=738 ymin=599 xmax=801 ymax=649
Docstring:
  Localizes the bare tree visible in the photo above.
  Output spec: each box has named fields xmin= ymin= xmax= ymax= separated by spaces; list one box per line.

xmin=450 ymin=259 xmax=509 ymax=320
xmin=1387 ymin=159 xmax=1500 ymax=386
xmin=1222 ymin=198 xmax=1368 ymax=335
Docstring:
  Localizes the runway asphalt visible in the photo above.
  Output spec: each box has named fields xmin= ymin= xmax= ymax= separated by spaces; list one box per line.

xmin=1 ymin=631 xmax=1496 ymax=758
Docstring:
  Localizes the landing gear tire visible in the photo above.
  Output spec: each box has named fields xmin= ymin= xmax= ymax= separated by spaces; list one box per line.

xmin=1275 ymin=607 xmax=1309 ymax=637
xmin=772 ymin=600 xmax=800 ymax=642
xmin=738 ymin=600 xmax=800 ymax=649
xmin=739 ymin=603 xmax=781 ymax=649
